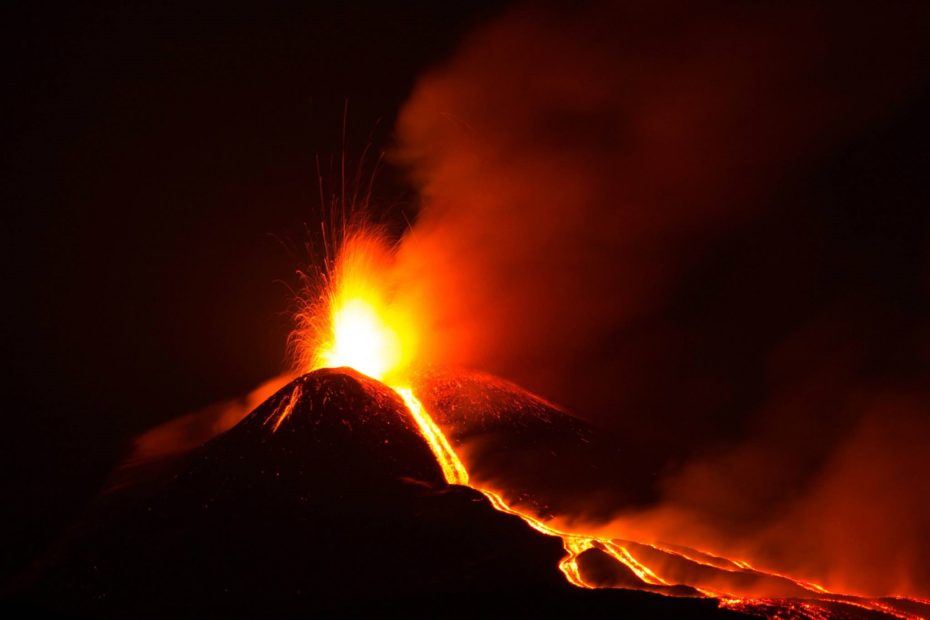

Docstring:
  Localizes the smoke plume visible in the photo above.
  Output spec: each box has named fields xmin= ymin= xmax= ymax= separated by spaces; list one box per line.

xmin=391 ymin=0 xmax=930 ymax=597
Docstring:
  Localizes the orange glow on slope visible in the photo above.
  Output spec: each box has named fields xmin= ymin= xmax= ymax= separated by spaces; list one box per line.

xmin=268 ymin=384 xmax=303 ymax=433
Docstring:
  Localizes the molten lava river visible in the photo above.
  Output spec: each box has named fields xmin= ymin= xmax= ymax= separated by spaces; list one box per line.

xmin=286 ymin=231 xmax=929 ymax=620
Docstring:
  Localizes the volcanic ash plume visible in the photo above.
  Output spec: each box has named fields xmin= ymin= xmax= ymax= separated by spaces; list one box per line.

xmin=387 ymin=1 xmax=930 ymax=598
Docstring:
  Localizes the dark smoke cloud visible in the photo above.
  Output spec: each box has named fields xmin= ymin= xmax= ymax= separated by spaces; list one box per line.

xmin=392 ymin=0 xmax=930 ymax=597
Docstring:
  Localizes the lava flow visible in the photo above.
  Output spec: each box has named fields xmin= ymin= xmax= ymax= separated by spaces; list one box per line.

xmin=288 ymin=228 xmax=930 ymax=620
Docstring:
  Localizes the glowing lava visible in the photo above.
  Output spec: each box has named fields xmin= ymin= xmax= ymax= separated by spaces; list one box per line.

xmin=296 ymin=231 xmax=418 ymax=385
xmin=395 ymin=388 xmax=469 ymax=486
xmin=321 ymin=297 xmax=402 ymax=381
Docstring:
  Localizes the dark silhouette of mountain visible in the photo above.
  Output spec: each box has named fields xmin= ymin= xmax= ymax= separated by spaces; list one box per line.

xmin=8 ymin=369 xmax=747 ymax=619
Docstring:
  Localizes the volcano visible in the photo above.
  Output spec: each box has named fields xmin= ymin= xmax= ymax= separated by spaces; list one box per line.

xmin=10 ymin=368 xmax=741 ymax=618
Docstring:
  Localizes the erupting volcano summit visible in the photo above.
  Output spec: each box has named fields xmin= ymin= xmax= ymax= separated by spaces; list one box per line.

xmin=13 ymin=226 xmax=929 ymax=620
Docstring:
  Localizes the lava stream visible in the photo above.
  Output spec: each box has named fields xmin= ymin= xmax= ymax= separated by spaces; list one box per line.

xmin=394 ymin=387 xmax=468 ymax=486
xmin=390 ymin=383 xmax=662 ymax=590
